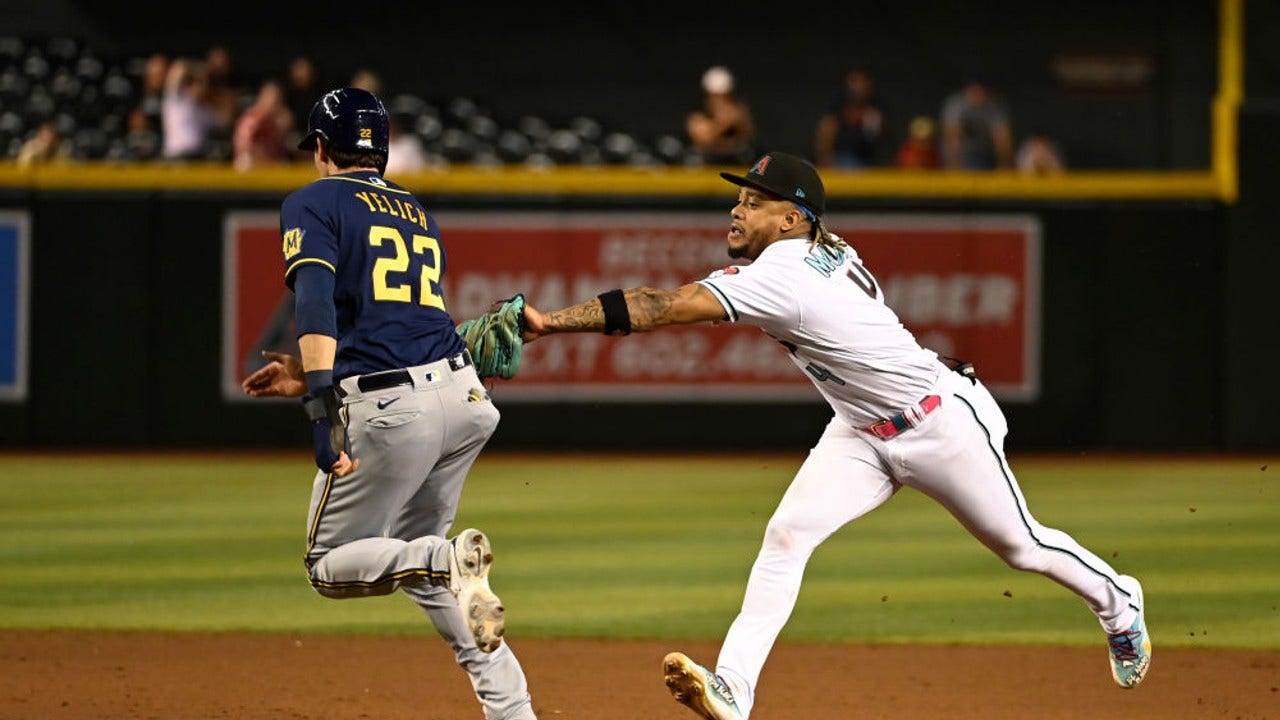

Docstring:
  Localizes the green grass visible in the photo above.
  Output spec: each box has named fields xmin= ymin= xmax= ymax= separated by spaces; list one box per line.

xmin=0 ymin=452 xmax=1275 ymax=649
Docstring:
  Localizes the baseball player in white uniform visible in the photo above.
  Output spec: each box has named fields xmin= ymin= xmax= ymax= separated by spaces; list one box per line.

xmin=520 ymin=152 xmax=1151 ymax=720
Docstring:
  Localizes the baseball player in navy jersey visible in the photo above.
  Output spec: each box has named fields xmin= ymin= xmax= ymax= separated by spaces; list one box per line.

xmin=239 ymin=87 xmax=537 ymax=720
xmin=520 ymin=152 xmax=1150 ymax=720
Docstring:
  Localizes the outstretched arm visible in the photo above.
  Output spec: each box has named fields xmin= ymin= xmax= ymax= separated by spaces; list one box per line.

xmin=523 ymin=283 xmax=727 ymax=341
xmin=241 ymin=350 xmax=306 ymax=398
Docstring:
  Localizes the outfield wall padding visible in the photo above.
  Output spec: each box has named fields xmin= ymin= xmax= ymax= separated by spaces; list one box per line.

xmin=1 ymin=188 xmax=1263 ymax=452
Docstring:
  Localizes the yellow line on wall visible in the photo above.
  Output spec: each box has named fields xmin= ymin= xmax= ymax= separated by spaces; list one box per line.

xmin=0 ymin=162 xmax=1223 ymax=201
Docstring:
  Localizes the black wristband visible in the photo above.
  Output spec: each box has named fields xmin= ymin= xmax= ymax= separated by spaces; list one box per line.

xmin=597 ymin=289 xmax=632 ymax=336
xmin=304 ymin=369 xmax=334 ymax=396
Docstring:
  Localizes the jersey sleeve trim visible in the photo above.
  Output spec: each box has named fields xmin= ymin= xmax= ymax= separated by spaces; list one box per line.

xmin=285 ymin=257 xmax=337 ymax=278
xmin=697 ymin=279 xmax=739 ymax=322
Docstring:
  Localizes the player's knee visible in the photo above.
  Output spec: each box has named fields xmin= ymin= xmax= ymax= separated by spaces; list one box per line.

xmin=762 ymin=518 xmax=797 ymax=551
xmin=999 ymin=542 xmax=1048 ymax=573
xmin=761 ymin=517 xmax=822 ymax=560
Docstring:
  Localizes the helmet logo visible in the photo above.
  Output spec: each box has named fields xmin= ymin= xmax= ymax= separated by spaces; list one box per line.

xmin=320 ymin=91 xmax=342 ymax=119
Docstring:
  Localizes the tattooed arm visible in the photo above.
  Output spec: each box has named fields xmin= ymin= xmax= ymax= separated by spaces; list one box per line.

xmin=523 ymin=283 xmax=728 ymax=341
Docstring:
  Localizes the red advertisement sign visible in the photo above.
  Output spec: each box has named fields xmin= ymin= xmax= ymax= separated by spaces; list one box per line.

xmin=222 ymin=211 xmax=295 ymax=401
xmin=222 ymin=211 xmax=1040 ymax=402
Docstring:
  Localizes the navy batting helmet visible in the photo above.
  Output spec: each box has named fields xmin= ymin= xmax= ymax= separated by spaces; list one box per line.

xmin=297 ymin=87 xmax=389 ymax=155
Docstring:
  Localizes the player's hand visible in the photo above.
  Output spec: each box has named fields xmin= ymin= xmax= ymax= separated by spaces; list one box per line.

xmin=242 ymin=350 xmax=307 ymax=398
xmin=330 ymin=451 xmax=359 ymax=477
xmin=521 ymin=302 xmax=547 ymax=343
xmin=311 ymin=414 xmax=358 ymax=475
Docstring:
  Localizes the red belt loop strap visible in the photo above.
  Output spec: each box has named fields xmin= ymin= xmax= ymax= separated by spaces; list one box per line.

xmin=865 ymin=394 xmax=942 ymax=440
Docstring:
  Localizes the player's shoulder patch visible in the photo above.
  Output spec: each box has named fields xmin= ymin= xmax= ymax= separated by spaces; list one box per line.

xmin=706 ymin=265 xmax=742 ymax=280
xmin=282 ymin=226 xmax=304 ymax=260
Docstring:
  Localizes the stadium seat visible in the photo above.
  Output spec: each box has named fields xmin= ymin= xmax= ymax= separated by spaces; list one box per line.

xmin=439 ymin=127 xmax=479 ymax=163
xmin=22 ymin=87 xmax=55 ymax=124
xmin=472 ymin=142 xmax=502 ymax=168
xmin=0 ymin=111 xmax=23 ymax=137
xmin=652 ymin=134 xmax=687 ymax=165
xmin=601 ymin=132 xmax=638 ymax=164
xmin=389 ymin=93 xmax=429 ymax=118
xmin=49 ymin=69 xmax=81 ymax=103
xmin=468 ymin=114 xmax=499 ymax=142
xmin=45 ymin=37 xmax=79 ymax=68
xmin=0 ymin=37 xmax=24 ymax=68
xmin=414 ymin=113 xmax=443 ymax=144
xmin=517 ymin=115 xmax=551 ymax=144
xmin=569 ymin=116 xmax=602 ymax=143
xmin=21 ymin=51 xmax=50 ymax=81
xmin=0 ymin=68 xmax=29 ymax=103
xmin=544 ymin=128 xmax=583 ymax=164
xmin=101 ymin=69 xmax=132 ymax=105
xmin=496 ymin=129 xmax=532 ymax=163
xmin=446 ymin=96 xmax=479 ymax=127
xmin=75 ymin=53 xmax=104 ymax=82
xmin=73 ymin=127 xmax=109 ymax=159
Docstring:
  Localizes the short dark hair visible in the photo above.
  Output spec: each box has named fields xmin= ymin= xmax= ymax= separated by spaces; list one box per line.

xmin=327 ymin=146 xmax=387 ymax=173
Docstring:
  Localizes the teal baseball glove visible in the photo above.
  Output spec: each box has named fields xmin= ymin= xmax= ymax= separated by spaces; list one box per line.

xmin=456 ymin=294 xmax=526 ymax=380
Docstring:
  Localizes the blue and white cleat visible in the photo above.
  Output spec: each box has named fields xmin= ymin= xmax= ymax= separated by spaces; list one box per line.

xmin=1107 ymin=575 xmax=1151 ymax=688
xmin=663 ymin=652 xmax=743 ymax=720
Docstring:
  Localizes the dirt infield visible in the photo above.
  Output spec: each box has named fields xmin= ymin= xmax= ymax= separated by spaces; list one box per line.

xmin=3 ymin=630 xmax=1276 ymax=719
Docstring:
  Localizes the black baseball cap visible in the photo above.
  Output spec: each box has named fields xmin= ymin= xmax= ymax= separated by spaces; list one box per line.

xmin=720 ymin=152 xmax=825 ymax=217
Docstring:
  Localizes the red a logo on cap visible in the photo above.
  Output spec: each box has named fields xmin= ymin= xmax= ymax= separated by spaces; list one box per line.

xmin=752 ymin=156 xmax=771 ymax=175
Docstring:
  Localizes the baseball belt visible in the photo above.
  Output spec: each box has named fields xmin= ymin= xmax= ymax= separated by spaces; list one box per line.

xmin=346 ymin=350 xmax=473 ymax=394
xmin=865 ymin=394 xmax=942 ymax=440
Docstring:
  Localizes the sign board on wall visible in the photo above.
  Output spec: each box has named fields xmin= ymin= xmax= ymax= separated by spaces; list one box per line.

xmin=0 ymin=211 xmax=30 ymax=402
xmin=222 ymin=211 xmax=1040 ymax=402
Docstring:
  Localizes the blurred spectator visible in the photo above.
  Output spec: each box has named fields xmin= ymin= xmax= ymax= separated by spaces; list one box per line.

xmin=350 ymin=68 xmax=383 ymax=95
xmin=134 ymin=53 xmax=169 ymax=134
xmin=940 ymin=76 xmax=1013 ymax=170
xmin=896 ymin=115 xmax=940 ymax=170
xmin=17 ymin=121 xmax=70 ymax=165
xmin=284 ymin=56 xmax=326 ymax=162
xmin=685 ymin=65 xmax=756 ymax=165
xmin=285 ymin=58 xmax=320 ymax=125
xmin=160 ymin=57 xmax=221 ymax=160
xmin=233 ymin=78 xmax=294 ymax=171
xmin=124 ymin=107 xmax=161 ymax=161
xmin=1016 ymin=132 xmax=1066 ymax=175
xmin=814 ymin=67 xmax=887 ymax=170
xmin=384 ymin=115 xmax=428 ymax=176
xmin=203 ymin=45 xmax=243 ymax=130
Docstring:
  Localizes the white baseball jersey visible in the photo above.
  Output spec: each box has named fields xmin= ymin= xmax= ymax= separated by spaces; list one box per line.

xmin=698 ymin=236 xmax=942 ymax=427
xmin=692 ymin=239 xmax=1143 ymax=720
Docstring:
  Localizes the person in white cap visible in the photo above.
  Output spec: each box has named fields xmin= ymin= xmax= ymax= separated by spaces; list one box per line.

xmin=685 ymin=65 xmax=757 ymax=165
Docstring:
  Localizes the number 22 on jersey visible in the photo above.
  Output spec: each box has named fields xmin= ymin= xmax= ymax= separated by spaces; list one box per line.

xmin=368 ymin=225 xmax=446 ymax=310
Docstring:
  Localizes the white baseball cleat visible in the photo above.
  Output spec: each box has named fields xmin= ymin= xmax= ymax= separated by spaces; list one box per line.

xmin=449 ymin=528 xmax=505 ymax=653
xmin=1107 ymin=575 xmax=1151 ymax=688
xmin=663 ymin=651 xmax=744 ymax=720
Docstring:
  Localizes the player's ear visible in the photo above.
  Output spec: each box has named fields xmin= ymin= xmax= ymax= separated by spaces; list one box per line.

xmin=778 ymin=204 xmax=803 ymax=234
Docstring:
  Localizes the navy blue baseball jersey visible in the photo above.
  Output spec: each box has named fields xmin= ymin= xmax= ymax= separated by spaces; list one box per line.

xmin=279 ymin=171 xmax=465 ymax=380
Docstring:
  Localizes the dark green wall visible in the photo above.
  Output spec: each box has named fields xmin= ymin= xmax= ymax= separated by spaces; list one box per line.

xmin=2 ymin=189 xmax=1256 ymax=452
